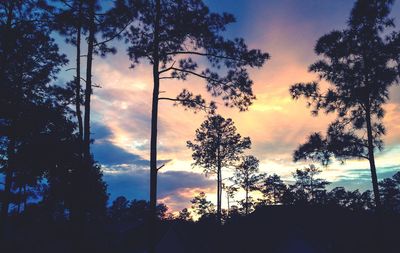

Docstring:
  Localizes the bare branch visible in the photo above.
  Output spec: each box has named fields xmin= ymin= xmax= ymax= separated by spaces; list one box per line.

xmin=165 ymin=51 xmax=246 ymax=63
xmin=159 ymin=77 xmax=177 ymax=80
xmin=170 ymin=67 xmax=217 ymax=82
xmin=59 ymin=0 xmax=73 ymax=9
xmin=159 ymin=61 xmax=176 ymax=74
xmin=157 ymin=164 xmax=165 ymax=171
xmin=94 ymin=20 xmax=134 ymax=47
xmin=158 ymin=97 xmax=210 ymax=110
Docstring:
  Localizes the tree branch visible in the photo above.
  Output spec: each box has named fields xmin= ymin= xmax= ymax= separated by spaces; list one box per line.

xmin=94 ymin=20 xmax=134 ymax=47
xmin=157 ymin=164 xmax=165 ymax=172
xmin=165 ymin=51 xmax=245 ymax=63
xmin=159 ymin=61 xmax=176 ymax=74
xmin=59 ymin=0 xmax=73 ymax=9
xmin=170 ymin=67 xmax=222 ymax=83
xmin=159 ymin=77 xmax=177 ymax=80
xmin=158 ymin=97 xmax=210 ymax=109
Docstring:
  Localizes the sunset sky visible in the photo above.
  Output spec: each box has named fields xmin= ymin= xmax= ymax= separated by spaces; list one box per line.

xmin=57 ymin=0 xmax=400 ymax=212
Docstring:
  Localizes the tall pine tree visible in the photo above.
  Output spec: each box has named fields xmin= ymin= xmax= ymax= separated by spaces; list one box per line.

xmin=187 ymin=114 xmax=251 ymax=221
xmin=125 ymin=1 xmax=268 ymax=250
xmin=290 ymin=0 xmax=400 ymax=209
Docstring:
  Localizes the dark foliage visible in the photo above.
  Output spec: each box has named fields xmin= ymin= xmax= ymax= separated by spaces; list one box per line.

xmin=289 ymin=0 xmax=400 ymax=208
xmin=187 ymin=114 xmax=251 ymax=221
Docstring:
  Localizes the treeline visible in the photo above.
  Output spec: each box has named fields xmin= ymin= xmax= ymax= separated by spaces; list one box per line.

xmin=179 ymin=168 xmax=400 ymax=223
xmin=106 ymin=166 xmax=400 ymax=224
xmin=108 ymin=168 xmax=400 ymax=227
xmin=108 ymin=167 xmax=400 ymax=224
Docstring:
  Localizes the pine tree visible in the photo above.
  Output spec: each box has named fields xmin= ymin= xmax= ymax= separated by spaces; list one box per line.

xmin=0 ymin=0 xmax=67 ymax=225
xmin=125 ymin=1 xmax=268 ymax=248
xmin=289 ymin=0 xmax=400 ymax=209
xmin=190 ymin=191 xmax=215 ymax=218
xmin=260 ymin=174 xmax=287 ymax=205
xmin=187 ymin=114 xmax=251 ymax=221
xmin=233 ymin=155 xmax=262 ymax=215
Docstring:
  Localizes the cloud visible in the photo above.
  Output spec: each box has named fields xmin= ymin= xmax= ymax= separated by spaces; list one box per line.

xmin=103 ymin=166 xmax=215 ymax=212
xmin=92 ymin=141 xmax=149 ymax=166
xmin=92 ymin=121 xmax=113 ymax=140
xmin=330 ymin=165 xmax=400 ymax=191
xmin=91 ymin=122 xmax=149 ymax=166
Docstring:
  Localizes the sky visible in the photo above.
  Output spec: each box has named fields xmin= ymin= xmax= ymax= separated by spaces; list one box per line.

xmin=57 ymin=0 xmax=400 ymax=213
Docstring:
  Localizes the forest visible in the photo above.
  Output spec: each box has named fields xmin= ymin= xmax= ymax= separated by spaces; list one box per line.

xmin=1 ymin=0 xmax=400 ymax=252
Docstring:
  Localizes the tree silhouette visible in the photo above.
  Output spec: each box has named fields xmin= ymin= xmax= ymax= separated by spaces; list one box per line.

xmin=289 ymin=0 xmax=400 ymax=209
xmin=327 ymin=187 xmax=350 ymax=207
xmin=260 ymin=174 xmax=287 ymax=205
xmin=52 ymin=0 xmax=86 ymax=145
xmin=51 ymin=1 xmax=137 ymax=231
xmin=379 ymin=172 xmax=400 ymax=213
xmin=0 ymin=0 xmax=67 ymax=226
xmin=291 ymin=165 xmax=329 ymax=205
xmin=52 ymin=0 xmax=136 ymax=158
xmin=325 ymin=186 xmax=374 ymax=211
xmin=109 ymin=196 xmax=130 ymax=222
xmin=190 ymin=191 xmax=215 ymax=218
xmin=125 ymin=0 xmax=268 ymax=247
xmin=223 ymin=183 xmax=238 ymax=215
xmin=187 ymin=114 xmax=251 ymax=221
xmin=233 ymin=155 xmax=261 ymax=215
xmin=177 ymin=208 xmax=192 ymax=221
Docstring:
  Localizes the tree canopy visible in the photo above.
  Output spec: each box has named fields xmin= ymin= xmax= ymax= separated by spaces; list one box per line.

xmin=289 ymin=0 xmax=400 ymax=209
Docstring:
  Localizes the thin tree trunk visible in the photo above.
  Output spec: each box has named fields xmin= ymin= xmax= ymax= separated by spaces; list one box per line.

xmin=310 ymin=177 xmax=315 ymax=202
xmin=365 ymin=107 xmax=381 ymax=210
xmin=0 ymin=2 xmax=13 ymax=85
xmin=245 ymin=185 xmax=249 ymax=215
xmin=23 ymin=185 xmax=27 ymax=212
xmin=1 ymin=4 xmax=15 ymax=233
xmin=17 ymin=187 xmax=22 ymax=214
xmin=149 ymin=0 xmax=161 ymax=252
xmin=227 ymin=191 xmax=230 ymax=215
xmin=83 ymin=0 xmax=96 ymax=161
xmin=76 ymin=0 xmax=83 ymax=146
xmin=216 ymin=144 xmax=222 ymax=223
xmin=71 ymin=1 xmax=96 ymax=250
xmin=1 ymin=138 xmax=15 ymax=223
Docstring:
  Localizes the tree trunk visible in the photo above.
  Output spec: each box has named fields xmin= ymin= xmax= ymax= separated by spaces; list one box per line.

xmin=245 ymin=185 xmax=249 ymax=215
xmin=76 ymin=0 xmax=83 ymax=146
xmin=1 ymin=4 xmax=15 ymax=234
xmin=217 ymin=165 xmax=222 ymax=222
xmin=149 ymin=0 xmax=161 ymax=252
xmin=227 ymin=192 xmax=230 ymax=215
xmin=23 ymin=185 xmax=27 ymax=212
xmin=70 ymin=1 xmax=96 ymax=249
xmin=17 ymin=187 xmax=22 ymax=214
xmin=0 ymin=2 xmax=13 ymax=85
xmin=83 ymin=0 xmax=96 ymax=161
xmin=216 ymin=141 xmax=222 ymax=223
xmin=365 ymin=107 xmax=382 ymax=210
xmin=1 ymin=138 xmax=15 ymax=224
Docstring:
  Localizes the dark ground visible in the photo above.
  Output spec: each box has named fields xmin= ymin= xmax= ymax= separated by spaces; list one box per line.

xmin=1 ymin=206 xmax=399 ymax=253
